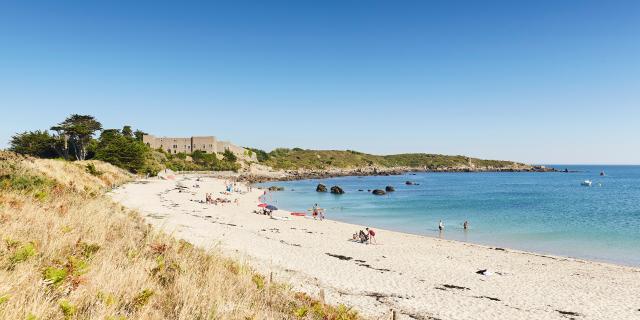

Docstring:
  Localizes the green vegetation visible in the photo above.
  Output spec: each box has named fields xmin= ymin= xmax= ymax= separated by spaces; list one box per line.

xmin=8 ymin=130 xmax=58 ymax=158
xmin=94 ymin=128 xmax=152 ymax=174
xmin=50 ymin=114 xmax=103 ymax=161
xmin=43 ymin=267 xmax=68 ymax=286
xmin=161 ymin=149 xmax=240 ymax=172
xmin=8 ymin=242 xmax=36 ymax=266
xmin=85 ymin=163 xmax=102 ymax=176
xmin=58 ymin=299 xmax=76 ymax=320
xmin=260 ymin=148 xmax=523 ymax=170
xmin=246 ymin=147 xmax=270 ymax=162
xmin=8 ymin=114 xmax=244 ymax=175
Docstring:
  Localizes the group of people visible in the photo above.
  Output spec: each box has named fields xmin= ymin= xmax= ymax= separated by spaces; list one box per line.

xmin=437 ymin=220 xmax=470 ymax=231
xmin=225 ymin=180 xmax=250 ymax=194
xmin=353 ymin=227 xmax=377 ymax=244
xmin=204 ymin=193 xmax=232 ymax=205
xmin=254 ymin=208 xmax=273 ymax=216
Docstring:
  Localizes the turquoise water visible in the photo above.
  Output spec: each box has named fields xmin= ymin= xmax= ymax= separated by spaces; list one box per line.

xmin=258 ymin=166 xmax=640 ymax=266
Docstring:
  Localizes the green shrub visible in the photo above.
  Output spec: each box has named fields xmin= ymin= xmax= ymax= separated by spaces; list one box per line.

xmin=9 ymin=242 xmax=36 ymax=265
xmin=43 ymin=267 xmax=67 ymax=286
xmin=68 ymin=256 xmax=89 ymax=276
xmin=58 ymin=300 xmax=76 ymax=319
xmin=0 ymin=174 xmax=53 ymax=194
xmin=85 ymin=163 xmax=102 ymax=176
xmin=131 ymin=289 xmax=154 ymax=309
xmin=251 ymin=274 xmax=265 ymax=289
xmin=293 ymin=306 xmax=308 ymax=317
xmin=81 ymin=242 xmax=101 ymax=259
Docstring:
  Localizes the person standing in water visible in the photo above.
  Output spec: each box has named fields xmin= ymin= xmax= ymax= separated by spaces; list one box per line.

xmin=463 ymin=220 xmax=469 ymax=230
xmin=438 ymin=220 xmax=445 ymax=231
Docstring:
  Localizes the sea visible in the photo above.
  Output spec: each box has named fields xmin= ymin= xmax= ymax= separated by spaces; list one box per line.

xmin=258 ymin=165 xmax=640 ymax=266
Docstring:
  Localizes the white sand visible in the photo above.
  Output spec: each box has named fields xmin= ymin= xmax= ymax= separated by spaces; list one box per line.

xmin=110 ymin=175 xmax=640 ymax=320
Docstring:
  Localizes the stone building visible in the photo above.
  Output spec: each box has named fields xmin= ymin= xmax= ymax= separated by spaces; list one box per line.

xmin=142 ymin=134 xmax=254 ymax=160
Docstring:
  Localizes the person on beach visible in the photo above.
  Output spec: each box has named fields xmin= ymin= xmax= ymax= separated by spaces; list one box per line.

xmin=358 ymin=230 xmax=368 ymax=243
xmin=463 ymin=220 xmax=469 ymax=230
xmin=438 ymin=220 xmax=445 ymax=231
xmin=366 ymin=227 xmax=376 ymax=244
xmin=312 ymin=203 xmax=319 ymax=219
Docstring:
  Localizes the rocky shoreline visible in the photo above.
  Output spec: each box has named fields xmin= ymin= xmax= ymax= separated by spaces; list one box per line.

xmin=239 ymin=164 xmax=556 ymax=183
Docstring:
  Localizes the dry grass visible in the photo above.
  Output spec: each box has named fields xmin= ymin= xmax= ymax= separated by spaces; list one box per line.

xmin=0 ymin=152 xmax=358 ymax=320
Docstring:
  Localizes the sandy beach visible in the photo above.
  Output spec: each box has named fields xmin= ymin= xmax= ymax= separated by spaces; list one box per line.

xmin=109 ymin=174 xmax=640 ymax=320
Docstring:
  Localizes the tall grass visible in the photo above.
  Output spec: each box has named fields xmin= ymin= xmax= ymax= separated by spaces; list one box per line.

xmin=0 ymin=152 xmax=358 ymax=320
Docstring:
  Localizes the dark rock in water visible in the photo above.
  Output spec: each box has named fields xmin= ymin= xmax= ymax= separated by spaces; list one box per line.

xmin=330 ymin=186 xmax=345 ymax=194
xmin=372 ymin=189 xmax=386 ymax=195
xmin=367 ymin=189 xmax=371 ymax=192
xmin=316 ymin=184 xmax=327 ymax=192
xmin=268 ymin=186 xmax=284 ymax=191
xmin=405 ymin=181 xmax=415 ymax=185
xmin=385 ymin=186 xmax=395 ymax=192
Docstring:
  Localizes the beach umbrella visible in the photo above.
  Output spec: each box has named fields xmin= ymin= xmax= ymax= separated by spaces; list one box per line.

xmin=266 ymin=205 xmax=278 ymax=211
xmin=257 ymin=203 xmax=268 ymax=208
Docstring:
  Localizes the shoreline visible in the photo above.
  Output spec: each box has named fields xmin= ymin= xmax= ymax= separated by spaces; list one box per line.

xmin=110 ymin=174 xmax=640 ymax=320
xmin=238 ymin=164 xmax=557 ymax=183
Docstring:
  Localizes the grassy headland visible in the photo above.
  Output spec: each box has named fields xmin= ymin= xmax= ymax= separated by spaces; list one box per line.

xmin=259 ymin=148 xmax=530 ymax=171
xmin=0 ymin=151 xmax=357 ymax=319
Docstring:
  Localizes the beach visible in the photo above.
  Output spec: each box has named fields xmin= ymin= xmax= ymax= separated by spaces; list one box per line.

xmin=109 ymin=175 xmax=640 ymax=320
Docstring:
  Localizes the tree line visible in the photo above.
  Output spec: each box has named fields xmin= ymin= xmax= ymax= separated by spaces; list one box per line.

xmin=8 ymin=114 xmax=240 ymax=174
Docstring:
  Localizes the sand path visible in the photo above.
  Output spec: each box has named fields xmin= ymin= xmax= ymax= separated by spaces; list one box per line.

xmin=109 ymin=175 xmax=640 ymax=320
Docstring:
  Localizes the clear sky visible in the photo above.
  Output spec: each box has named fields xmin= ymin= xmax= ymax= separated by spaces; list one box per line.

xmin=1 ymin=1 xmax=638 ymax=164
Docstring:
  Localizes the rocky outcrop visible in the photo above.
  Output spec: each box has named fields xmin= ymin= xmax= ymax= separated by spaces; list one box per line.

xmin=385 ymin=186 xmax=395 ymax=192
xmin=268 ymin=186 xmax=284 ymax=191
xmin=330 ymin=186 xmax=344 ymax=194
xmin=316 ymin=183 xmax=327 ymax=192
xmin=372 ymin=189 xmax=386 ymax=195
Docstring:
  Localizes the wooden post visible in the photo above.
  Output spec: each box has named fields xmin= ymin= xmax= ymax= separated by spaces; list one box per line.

xmin=319 ymin=289 xmax=325 ymax=303
xmin=269 ymin=272 xmax=273 ymax=284
xmin=391 ymin=309 xmax=397 ymax=320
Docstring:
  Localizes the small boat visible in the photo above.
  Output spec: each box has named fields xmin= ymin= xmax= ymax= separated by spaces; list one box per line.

xmin=581 ymin=180 xmax=593 ymax=187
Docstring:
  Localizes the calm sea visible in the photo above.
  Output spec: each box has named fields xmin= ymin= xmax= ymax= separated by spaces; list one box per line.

xmin=258 ymin=165 xmax=640 ymax=266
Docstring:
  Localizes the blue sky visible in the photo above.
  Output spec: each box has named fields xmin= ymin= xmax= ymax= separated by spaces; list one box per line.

xmin=1 ymin=1 xmax=638 ymax=164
